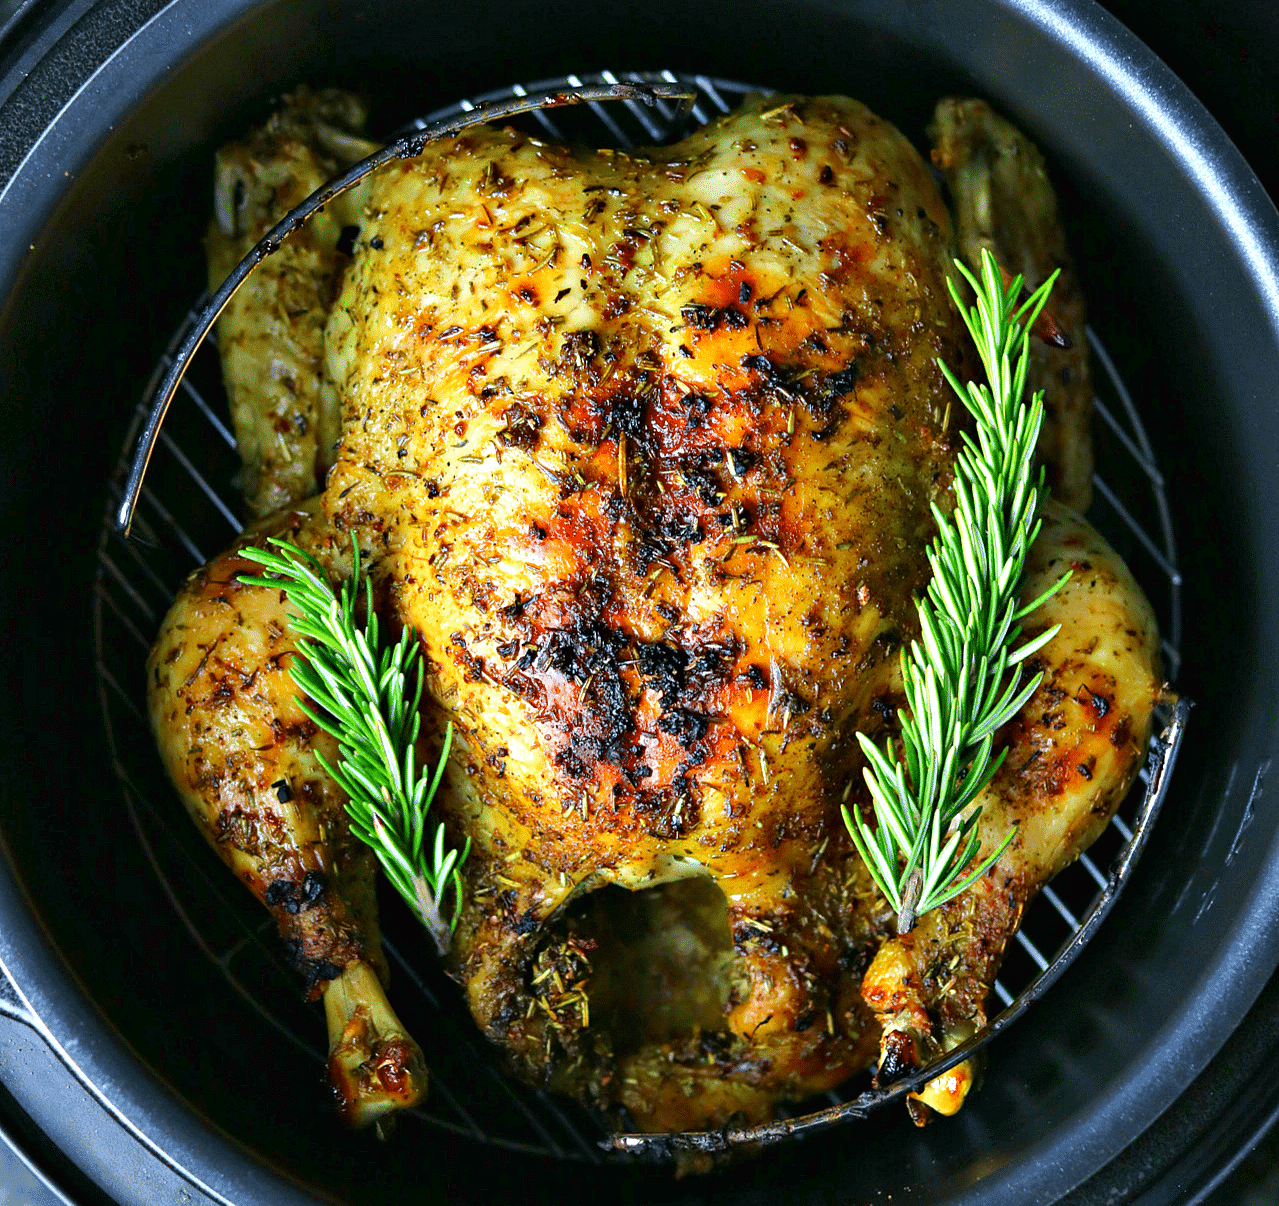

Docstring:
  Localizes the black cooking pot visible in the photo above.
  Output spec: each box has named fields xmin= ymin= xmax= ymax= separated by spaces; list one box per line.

xmin=3 ymin=1 xmax=1279 ymax=1202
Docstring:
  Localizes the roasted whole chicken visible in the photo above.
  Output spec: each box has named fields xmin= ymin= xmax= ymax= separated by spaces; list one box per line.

xmin=147 ymin=87 xmax=1160 ymax=1136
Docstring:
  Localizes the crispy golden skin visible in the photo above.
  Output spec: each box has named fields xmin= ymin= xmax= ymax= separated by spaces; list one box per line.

xmin=860 ymin=500 xmax=1159 ymax=1121
xmin=153 ymin=89 xmax=1159 ymax=1135
xmin=318 ymin=93 xmax=1158 ymax=1129
xmin=930 ymin=97 xmax=1094 ymax=512
xmin=147 ymin=500 xmax=426 ymax=1125
xmin=207 ymin=88 xmax=377 ymax=517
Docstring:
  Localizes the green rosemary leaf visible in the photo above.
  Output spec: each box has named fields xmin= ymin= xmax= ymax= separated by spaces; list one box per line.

xmin=238 ymin=534 xmax=466 ymax=956
xmin=843 ymin=248 xmax=1072 ymax=933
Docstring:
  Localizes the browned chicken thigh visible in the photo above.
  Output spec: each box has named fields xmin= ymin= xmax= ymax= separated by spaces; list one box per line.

xmin=147 ymin=89 xmax=1159 ymax=1136
xmin=147 ymin=500 xmax=428 ymax=1125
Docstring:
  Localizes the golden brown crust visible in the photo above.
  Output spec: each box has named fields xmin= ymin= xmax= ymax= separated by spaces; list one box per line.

xmin=930 ymin=97 xmax=1094 ymax=512
xmin=146 ymin=499 xmax=383 ymax=993
xmin=207 ymin=88 xmax=378 ymax=516
xmin=321 ymin=93 xmax=975 ymax=1125
xmin=860 ymin=500 xmax=1160 ymax=1112
xmin=151 ymin=88 xmax=1157 ymax=1135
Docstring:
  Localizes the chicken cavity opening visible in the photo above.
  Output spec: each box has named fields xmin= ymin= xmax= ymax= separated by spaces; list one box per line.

xmin=561 ymin=876 xmax=733 ymax=1054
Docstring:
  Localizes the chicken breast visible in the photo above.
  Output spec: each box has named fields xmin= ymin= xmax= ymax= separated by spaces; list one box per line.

xmin=153 ymin=87 xmax=1159 ymax=1136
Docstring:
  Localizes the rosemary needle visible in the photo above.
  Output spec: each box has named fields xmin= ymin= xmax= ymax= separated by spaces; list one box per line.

xmin=843 ymin=248 xmax=1071 ymax=934
xmin=239 ymin=535 xmax=468 ymax=956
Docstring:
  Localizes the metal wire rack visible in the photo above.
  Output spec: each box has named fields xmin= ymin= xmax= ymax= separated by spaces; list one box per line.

xmin=91 ymin=70 xmax=1187 ymax=1162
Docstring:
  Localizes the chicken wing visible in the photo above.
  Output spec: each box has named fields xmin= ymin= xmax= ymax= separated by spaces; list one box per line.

xmin=930 ymin=98 xmax=1094 ymax=512
xmin=207 ymin=87 xmax=377 ymax=516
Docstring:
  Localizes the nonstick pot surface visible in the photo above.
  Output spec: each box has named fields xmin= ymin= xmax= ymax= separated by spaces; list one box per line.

xmin=2 ymin=2 xmax=1278 ymax=1204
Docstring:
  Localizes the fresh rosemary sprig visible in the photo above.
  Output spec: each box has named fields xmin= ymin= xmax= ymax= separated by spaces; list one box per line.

xmin=239 ymin=536 xmax=468 ymax=956
xmin=843 ymin=248 xmax=1070 ymax=935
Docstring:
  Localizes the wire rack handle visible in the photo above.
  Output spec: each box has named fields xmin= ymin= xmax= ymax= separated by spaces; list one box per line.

xmin=112 ymin=80 xmax=694 ymax=538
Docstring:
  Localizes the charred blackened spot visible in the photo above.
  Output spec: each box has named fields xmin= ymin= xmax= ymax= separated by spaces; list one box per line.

xmin=560 ymin=329 xmax=599 ymax=370
xmin=529 ymin=522 xmax=548 ymax=540
xmin=826 ymin=363 xmax=860 ymax=395
xmin=1079 ymin=685 xmax=1112 ymax=718
xmin=874 ymin=1028 xmax=918 ymax=1086
xmin=681 ymin=302 xmax=722 ymax=330
xmin=572 ymin=732 xmax=606 ymax=764
xmin=739 ymin=281 xmax=753 ymax=304
xmin=888 ymin=404 xmax=904 ymax=420
xmin=679 ymin=467 xmax=719 ymax=507
xmin=819 ymin=164 xmax=835 ymax=185
xmin=266 ymin=871 xmax=327 ymax=915
xmin=518 ymin=285 xmax=538 ymax=305
xmin=534 ymin=621 xmax=636 ymax=763
xmin=662 ymin=514 xmax=703 ymax=544
xmin=681 ymin=301 xmax=750 ymax=332
xmin=283 ymin=943 xmax=344 ymax=994
xmin=510 ymin=909 xmax=540 ymax=937
xmin=658 ymin=708 xmax=711 ymax=745
xmin=455 ymin=646 xmax=486 ymax=683
xmin=788 ymin=359 xmax=857 ymax=441
xmin=636 ymin=641 xmax=688 ymax=706
xmin=741 ymin=663 xmax=769 ymax=690
xmin=728 ymin=447 xmax=756 ymax=478
xmin=608 ymin=391 xmax=645 ymax=438
xmin=1077 ymin=758 xmax=1096 ymax=781
xmin=496 ymin=640 xmax=520 ymax=659
xmin=789 ymin=136 xmax=808 ymax=157
xmin=636 ymin=534 xmax=673 ymax=570
xmin=555 ymin=747 xmax=591 ymax=780
xmin=682 ymin=392 xmax=714 ymax=428
xmin=498 ymin=401 xmax=543 ymax=450
xmin=690 ymin=644 xmax=730 ymax=683
xmin=369 ymin=234 xmax=384 ymax=250
xmin=272 ymin=778 xmax=293 ymax=803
